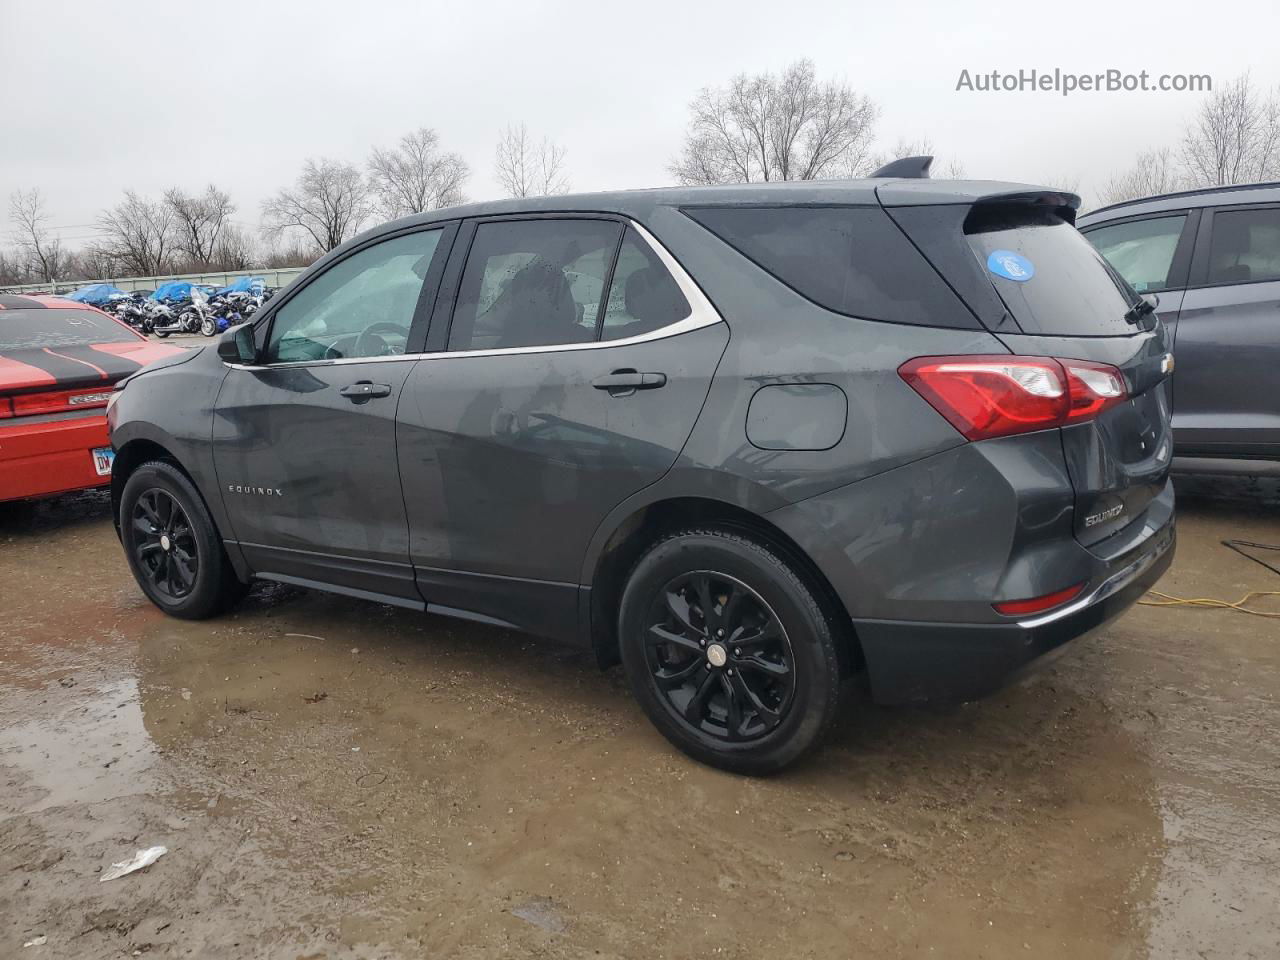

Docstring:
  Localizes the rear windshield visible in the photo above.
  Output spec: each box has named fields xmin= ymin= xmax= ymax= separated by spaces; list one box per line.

xmin=965 ymin=207 xmax=1139 ymax=337
xmin=682 ymin=205 xmax=976 ymax=328
xmin=0 ymin=309 xmax=137 ymax=351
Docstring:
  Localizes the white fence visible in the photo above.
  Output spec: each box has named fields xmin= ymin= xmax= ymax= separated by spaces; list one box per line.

xmin=0 ymin=267 xmax=307 ymax=296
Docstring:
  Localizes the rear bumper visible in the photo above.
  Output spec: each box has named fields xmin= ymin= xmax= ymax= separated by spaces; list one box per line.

xmin=853 ymin=518 xmax=1175 ymax=705
xmin=0 ymin=413 xmax=110 ymax=502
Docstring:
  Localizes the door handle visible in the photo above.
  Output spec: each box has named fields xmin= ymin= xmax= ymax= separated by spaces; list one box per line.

xmin=339 ymin=381 xmax=392 ymax=400
xmin=592 ymin=369 xmax=667 ymax=396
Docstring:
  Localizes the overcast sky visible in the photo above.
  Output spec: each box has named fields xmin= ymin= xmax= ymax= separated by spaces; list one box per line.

xmin=2 ymin=0 xmax=1278 ymax=246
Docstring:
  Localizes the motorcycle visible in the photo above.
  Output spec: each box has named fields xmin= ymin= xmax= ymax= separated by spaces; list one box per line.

xmin=113 ymin=293 xmax=154 ymax=334
xmin=150 ymin=297 xmax=197 ymax=338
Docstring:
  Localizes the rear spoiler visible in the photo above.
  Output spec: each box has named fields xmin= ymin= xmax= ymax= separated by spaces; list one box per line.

xmin=877 ymin=181 xmax=1082 ymax=226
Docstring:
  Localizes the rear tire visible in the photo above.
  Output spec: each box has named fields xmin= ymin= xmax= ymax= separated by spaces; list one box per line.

xmin=618 ymin=527 xmax=843 ymax=775
xmin=120 ymin=461 xmax=247 ymax=619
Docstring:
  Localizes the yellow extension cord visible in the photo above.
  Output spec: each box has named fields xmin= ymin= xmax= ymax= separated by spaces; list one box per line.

xmin=1139 ymin=589 xmax=1280 ymax=618
xmin=1134 ymin=539 xmax=1280 ymax=618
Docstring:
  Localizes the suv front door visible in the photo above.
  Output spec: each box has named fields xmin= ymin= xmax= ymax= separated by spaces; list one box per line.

xmin=396 ymin=216 xmax=729 ymax=639
xmin=212 ymin=224 xmax=454 ymax=604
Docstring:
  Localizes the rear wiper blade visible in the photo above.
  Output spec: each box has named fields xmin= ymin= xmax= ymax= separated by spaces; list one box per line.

xmin=1124 ymin=297 xmax=1157 ymax=326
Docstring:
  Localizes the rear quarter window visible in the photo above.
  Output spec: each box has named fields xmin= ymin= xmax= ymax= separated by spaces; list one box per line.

xmin=682 ymin=205 xmax=976 ymax=328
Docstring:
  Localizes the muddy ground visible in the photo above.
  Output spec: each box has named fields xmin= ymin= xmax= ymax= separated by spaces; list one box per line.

xmin=1 ymin=480 xmax=1277 ymax=959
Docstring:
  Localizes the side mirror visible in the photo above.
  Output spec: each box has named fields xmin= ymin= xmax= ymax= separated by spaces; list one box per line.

xmin=217 ymin=324 xmax=258 ymax=365
xmin=1143 ymin=293 xmax=1160 ymax=311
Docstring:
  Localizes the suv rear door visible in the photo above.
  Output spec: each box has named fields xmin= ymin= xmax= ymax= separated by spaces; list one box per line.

xmin=1169 ymin=203 xmax=1280 ymax=458
xmin=396 ymin=215 xmax=728 ymax=640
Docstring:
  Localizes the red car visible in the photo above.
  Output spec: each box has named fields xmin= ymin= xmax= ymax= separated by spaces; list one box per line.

xmin=0 ymin=294 xmax=184 ymax=502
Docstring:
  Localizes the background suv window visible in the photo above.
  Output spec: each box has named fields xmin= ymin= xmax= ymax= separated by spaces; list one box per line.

xmin=1207 ymin=208 xmax=1280 ymax=285
xmin=600 ymin=227 xmax=691 ymax=341
xmin=1085 ymin=215 xmax=1187 ymax=293
xmin=266 ymin=229 xmax=441 ymax=363
xmin=449 ymin=219 xmax=622 ymax=351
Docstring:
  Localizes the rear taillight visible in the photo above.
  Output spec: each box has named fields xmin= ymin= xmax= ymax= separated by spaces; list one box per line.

xmin=898 ymin=355 xmax=1127 ymax=441
xmin=0 ymin=389 xmax=113 ymax=419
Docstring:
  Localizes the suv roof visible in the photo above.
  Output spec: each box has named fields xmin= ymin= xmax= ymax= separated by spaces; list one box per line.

xmin=1080 ymin=181 xmax=1280 ymax=224
xmin=373 ymin=178 xmax=1077 ymax=233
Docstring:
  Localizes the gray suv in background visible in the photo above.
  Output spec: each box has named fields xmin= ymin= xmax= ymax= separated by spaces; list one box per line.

xmin=1079 ymin=183 xmax=1280 ymax=474
xmin=109 ymin=174 xmax=1175 ymax=773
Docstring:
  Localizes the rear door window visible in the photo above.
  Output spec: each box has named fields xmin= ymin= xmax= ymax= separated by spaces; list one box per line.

xmin=1084 ymin=215 xmax=1188 ymax=293
xmin=1206 ymin=208 xmax=1280 ymax=285
xmin=0 ymin=309 xmax=138 ymax=350
xmin=448 ymin=219 xmax=622 ymax=351
xmin=965 ymin=207 xmax=1139 ymax=336
xmin=683 ymin=205 xmax=973 ymax=328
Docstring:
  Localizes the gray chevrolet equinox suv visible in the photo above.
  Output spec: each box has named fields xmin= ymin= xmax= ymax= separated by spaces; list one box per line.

xmin=109 ymin=172 xmax=1176 ymax=773
xmin=1079 ymin=182 xmax=1280 ymax=474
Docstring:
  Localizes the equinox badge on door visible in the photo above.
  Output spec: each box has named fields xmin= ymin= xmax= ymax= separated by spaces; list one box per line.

xmin=227 ymin=484 xmax=284 ymax=497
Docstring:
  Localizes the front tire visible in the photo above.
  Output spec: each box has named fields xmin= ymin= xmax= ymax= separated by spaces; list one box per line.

xmin=619 ymin=527 xmax=844 ymax=775
xmin=200 ymin=316 xmax=217 ymax=337
xmin=120 ymin=461 xmax=246 ymax=619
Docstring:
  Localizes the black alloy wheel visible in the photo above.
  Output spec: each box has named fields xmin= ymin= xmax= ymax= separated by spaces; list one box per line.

xmin=644 ymin=571 xmax=797 ymax=742
xmin=130 ymin=488 xmax=199 ymax=600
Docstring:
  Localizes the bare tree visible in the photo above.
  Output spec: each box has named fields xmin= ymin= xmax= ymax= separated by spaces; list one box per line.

xmin=262 ymin=158 xmax=370 ymax=254
xmin=96 ymin=191 xmax=176 ymax=277
xmin=1098 ymin=148 xmax=1180 ymax=206
xmin=67 ymin=246 xmax=117 ymax=283
xmin=1182 ymin=73 xmax=1280 ymax=187
xmin=260 ymin=239 xmax=319 ymax=269
xmin=9 ymin=189 xmax=65 ymax=284
xmin=494 ymin=124 xmax=570 ymax=198
xmin=207 ymin=224 xmax=257 ymax=271
xmin=164 ymin=185 xmax=234 ymax=266
xmin=369 ymin=128 xmax=469 ymax=219
xmin=670 ymin=60 xmax=878 ymax=184
xmin=0 ymin=248 xmax=27 ymax=287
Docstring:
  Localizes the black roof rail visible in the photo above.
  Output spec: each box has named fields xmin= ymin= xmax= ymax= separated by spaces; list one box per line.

xmin=1087 ymin=179 xmax=1280 ymax=217
xmin=870 ymin=155 xmax=933 ymax=179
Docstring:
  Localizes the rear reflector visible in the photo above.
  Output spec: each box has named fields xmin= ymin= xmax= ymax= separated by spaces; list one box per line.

xmin=899 ymin=355 xmax=1127 ymax=441
xmin=992 ymin=582 xmax=1086 ymax=617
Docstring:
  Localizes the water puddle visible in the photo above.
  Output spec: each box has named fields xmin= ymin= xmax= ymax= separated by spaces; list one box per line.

xmin=0 ymin=677 xmax=158 ymax=813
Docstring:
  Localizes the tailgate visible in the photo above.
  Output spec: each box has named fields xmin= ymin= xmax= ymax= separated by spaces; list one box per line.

xmin=884 ymin=189 xmax=1174 ymax=547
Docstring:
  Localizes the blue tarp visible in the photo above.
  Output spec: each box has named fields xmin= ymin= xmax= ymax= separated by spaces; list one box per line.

xmin=150 ymin=281 xmax=196 ymax=302
xmin=64 ymin=283 xmax=127 ymax=305
xmin=212 ymin=276 xmax=266 ymax=297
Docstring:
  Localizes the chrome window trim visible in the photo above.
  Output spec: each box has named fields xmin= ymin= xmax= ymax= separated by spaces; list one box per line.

xmin=224 ymin=219 xmax=723 ymax=371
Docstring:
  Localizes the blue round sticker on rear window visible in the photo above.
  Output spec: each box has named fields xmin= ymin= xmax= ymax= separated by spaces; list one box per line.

xmin=987 ymin=250 xmax=1035 ymax=282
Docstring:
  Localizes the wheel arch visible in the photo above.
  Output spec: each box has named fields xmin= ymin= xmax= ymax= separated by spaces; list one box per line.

xmin=110 ymin=433 xmax=249 ymax=583
xmin=586 ymin=494 xmax=862 ymax=675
